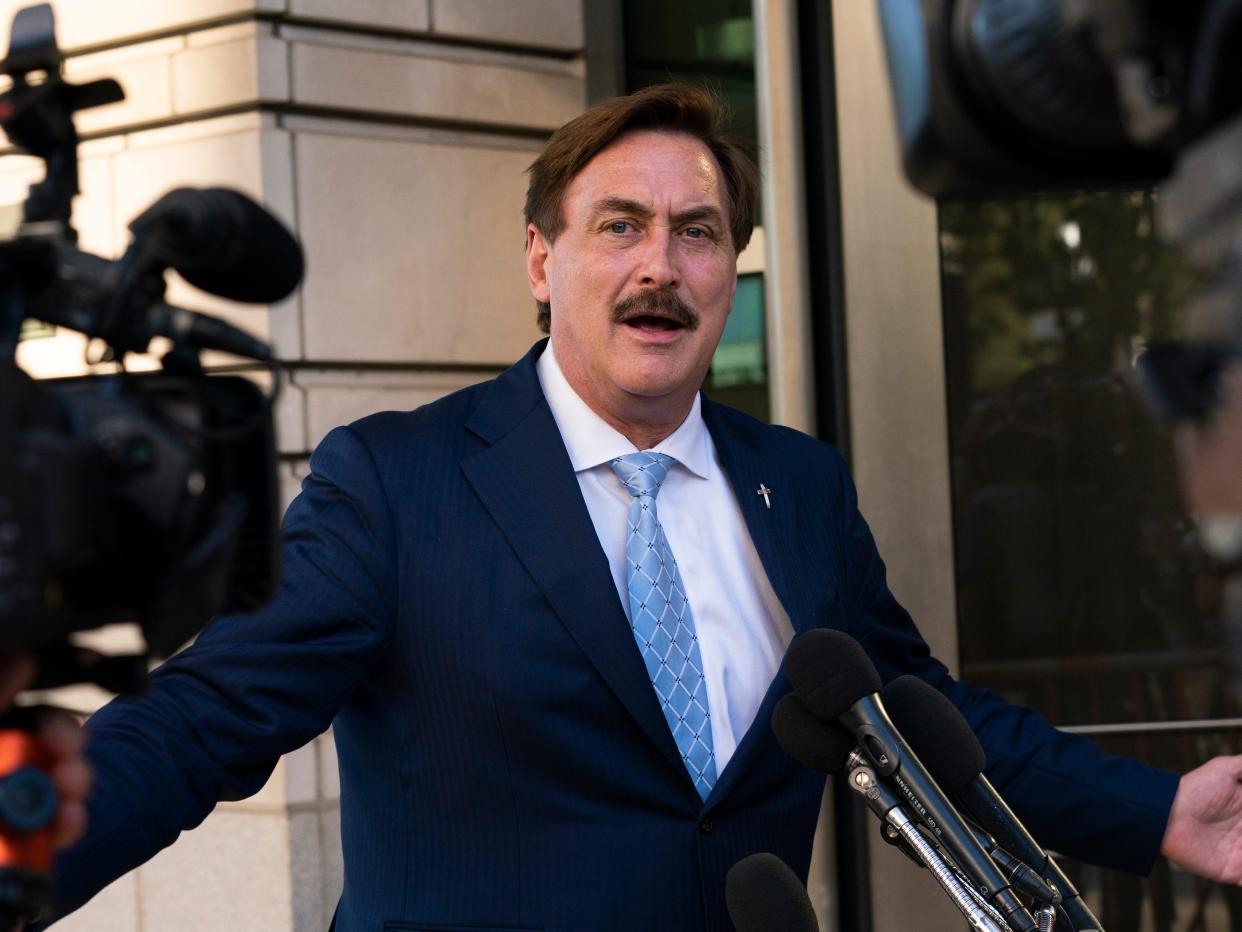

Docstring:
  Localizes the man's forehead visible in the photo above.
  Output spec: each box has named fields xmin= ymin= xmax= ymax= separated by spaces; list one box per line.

xmin=567 ymin=130 xmax=727 ymax=210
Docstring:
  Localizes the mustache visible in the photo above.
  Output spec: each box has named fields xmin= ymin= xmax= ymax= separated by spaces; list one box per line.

xmin=611 ymin=290 xmax=700 ymax=330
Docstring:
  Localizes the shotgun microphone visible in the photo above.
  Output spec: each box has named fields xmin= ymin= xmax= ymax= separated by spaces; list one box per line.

xmin=127 ymin=187 xmax=304 ymax=304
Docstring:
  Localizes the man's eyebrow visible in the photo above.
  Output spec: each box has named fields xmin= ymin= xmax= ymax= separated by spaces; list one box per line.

xmin=588 ymin=198 xmax=725 ymax=228
xmin=589 ymin=197 xmax=654 ymax=221
xmin=672 ymin=205 xmax=725 ymax=227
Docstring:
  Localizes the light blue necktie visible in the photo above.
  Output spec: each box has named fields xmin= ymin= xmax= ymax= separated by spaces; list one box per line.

xmin=610 ymin=452 xmax=717 ymax=799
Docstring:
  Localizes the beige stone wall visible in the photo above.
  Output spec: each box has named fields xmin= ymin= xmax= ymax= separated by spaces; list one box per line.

xmin=0 ymin=1 xmax=584 ymax=928
xmin=830 ymin=1 xmax=961 ymax=929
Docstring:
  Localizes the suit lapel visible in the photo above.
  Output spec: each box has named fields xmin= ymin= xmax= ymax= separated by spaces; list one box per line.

xmin=702 ymin=400 xmax=835 ymax=804
xmin=702 ymin=400 xmax=824 ymax=636
xmin=460 ymin=343 xmax=685 ymax=777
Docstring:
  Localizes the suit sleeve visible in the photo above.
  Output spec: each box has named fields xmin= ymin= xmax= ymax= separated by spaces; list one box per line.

xmin=44 ymin=424 xmax=398 ymax=920
xmin=828 ymin=449 xmax=1179 ymax=876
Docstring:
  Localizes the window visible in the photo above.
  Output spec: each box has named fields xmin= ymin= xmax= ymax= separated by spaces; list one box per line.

xmin=942 ymin=191 xmax=1239 ymax=929
xmin=708 ymin=272 xmax=766 ymax=419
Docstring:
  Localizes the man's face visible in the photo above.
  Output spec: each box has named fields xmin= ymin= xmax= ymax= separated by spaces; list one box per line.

xmin=526 ymin=130 xmax=738 ymax=430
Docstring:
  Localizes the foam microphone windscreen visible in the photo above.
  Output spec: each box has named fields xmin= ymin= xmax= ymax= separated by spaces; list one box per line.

xmin=130 ymin=187 xmax=305 ymax=304
xmin=771 ymin=693 xmax=855 ymax=773
xmin=783 ymin=629 xmax=882 ymax=721
xmin=880 ymin=675 xmax=986 ymax=790
xmin=725 ymin=852 xmax=819 ymax=932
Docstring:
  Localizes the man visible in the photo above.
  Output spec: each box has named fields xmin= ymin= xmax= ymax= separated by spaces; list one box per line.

xmin=42 ymin=84 xmax=1242 ymax=931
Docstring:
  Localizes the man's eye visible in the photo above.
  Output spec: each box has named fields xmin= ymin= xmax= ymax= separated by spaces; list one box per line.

xmin=684 ymin=227 xmax=707 ymax=239
xmin=608 ymin=221 xmax=631 ymax=234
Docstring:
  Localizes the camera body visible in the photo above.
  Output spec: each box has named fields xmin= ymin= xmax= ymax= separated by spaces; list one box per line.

xmin=880 ymin=0 xmax=1242 ymax=427
xmin=879 ymin=0 xmax=1237 ymax=198
xmin=0 ymin=4 xmax=288 ymax=674
xmin=3 ymin=368 xmax=278 ymax=658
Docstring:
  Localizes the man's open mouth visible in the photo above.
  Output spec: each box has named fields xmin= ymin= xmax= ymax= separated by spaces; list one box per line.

xmin=612 ymin=292 xmax=700 ymax=332
xmin=622 ymin=313 xmax=685 ymax=331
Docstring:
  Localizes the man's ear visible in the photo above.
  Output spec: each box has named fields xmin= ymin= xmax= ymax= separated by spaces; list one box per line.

xmin=526 ymin=224 xmax=551 ymax=304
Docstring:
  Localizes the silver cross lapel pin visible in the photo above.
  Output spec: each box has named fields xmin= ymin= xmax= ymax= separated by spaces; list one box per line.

xmin=756 ymin=484 xmax=773 ymax=509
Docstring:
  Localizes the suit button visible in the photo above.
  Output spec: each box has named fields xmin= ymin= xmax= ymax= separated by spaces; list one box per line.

xmin=699 ymin=818 xmax=714 ymax=833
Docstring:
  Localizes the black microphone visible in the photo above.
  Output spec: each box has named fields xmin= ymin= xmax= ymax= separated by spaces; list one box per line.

xmin=725 ymin=852 xmax=818 ymax=932
xmin=879 ymin=677 xmax=1059 ymax=908
xmin=881 ymin=675 xmax=1104 ymax=932
xmin=771 ymin=693 xmax=938 ymax=871
xmin=128 ymin=187 xmax=304 ymax=304
xmin=771 ymin=692 xmax=856 ymax=773
xmin=784 ymin=629 xmax=1037 ymax=932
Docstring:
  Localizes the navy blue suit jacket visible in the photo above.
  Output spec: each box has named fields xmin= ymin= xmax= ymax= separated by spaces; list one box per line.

xmin=49 ymin=341 xmax=1178 ymax=931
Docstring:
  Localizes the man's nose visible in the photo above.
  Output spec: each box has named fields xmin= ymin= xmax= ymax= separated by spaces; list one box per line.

xmin=637 ymin=226 xmax=678 ymax=288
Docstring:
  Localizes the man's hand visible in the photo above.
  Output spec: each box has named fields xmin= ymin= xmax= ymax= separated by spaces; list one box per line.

xmin=40 ymin=708 xmax=91 ymax=848
xmin=1161 ymin=755 xmax=1242 ymax=883
xmin=0 ymin=651 xmax=91 ymax=849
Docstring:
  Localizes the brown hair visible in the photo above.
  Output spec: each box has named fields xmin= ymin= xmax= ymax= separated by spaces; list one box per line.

xmin=525 ymin=82 xmax=759 ymax=333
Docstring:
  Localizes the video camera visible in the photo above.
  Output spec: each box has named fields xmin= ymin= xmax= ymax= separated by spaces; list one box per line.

xmin=0 ymin=3 xmax=301 ymax=919
xmin=878 ymin=0 xmax=1242 ymax=423
xmin=0 ymin=3 xmax=299 ymax=687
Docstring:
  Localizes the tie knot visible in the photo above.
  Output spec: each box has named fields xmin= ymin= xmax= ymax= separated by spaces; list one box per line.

xmin=610 ymin=452 xmax=674 ymax=499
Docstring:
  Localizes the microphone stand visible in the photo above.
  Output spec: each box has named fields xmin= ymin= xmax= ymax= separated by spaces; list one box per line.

xmin=846 ymin=752 xmax=1013 ymax=932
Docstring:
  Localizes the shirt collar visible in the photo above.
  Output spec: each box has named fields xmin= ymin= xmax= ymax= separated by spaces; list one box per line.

xmin=536 ymin=339 xmax=711 ymax=479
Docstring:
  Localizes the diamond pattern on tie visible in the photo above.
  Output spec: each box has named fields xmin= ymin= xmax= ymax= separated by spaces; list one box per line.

xmin=611 ymin=452 xmax=717 ymax=799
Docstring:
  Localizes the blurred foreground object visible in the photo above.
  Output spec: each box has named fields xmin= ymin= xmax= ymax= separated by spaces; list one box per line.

xmin=0 ymin=4 xmax=301 ymax=925
xmin=880 ymin=0 xmax=1242 ymax=561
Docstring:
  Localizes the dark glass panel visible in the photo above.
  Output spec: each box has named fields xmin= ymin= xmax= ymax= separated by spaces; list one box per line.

xmin=622 ymin=0 xmax=758 ymax=152
xmin=942 ymin=192 xmax=1217 ymax=728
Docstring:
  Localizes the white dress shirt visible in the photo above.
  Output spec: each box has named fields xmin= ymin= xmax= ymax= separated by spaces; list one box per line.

xmin=536 ymin=341 xmax=795 ymax=772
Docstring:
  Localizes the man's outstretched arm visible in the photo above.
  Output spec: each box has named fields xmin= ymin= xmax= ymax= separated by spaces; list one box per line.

xmin=825 ymin=445 xmax=1181 ymax=875
xmin=42 ymin=424 xmax=399 ymax=922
